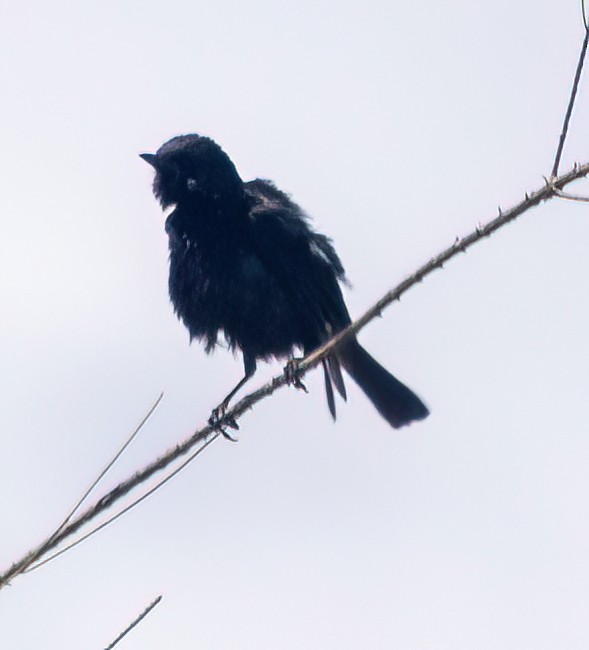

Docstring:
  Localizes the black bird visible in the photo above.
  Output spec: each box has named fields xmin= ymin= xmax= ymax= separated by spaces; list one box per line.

xmin=141 ymin=134 xmax=428 ymax=428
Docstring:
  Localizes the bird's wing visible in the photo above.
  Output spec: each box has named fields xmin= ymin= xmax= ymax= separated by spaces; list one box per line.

xmin=244 ymin=178 xmax=351 ymax=346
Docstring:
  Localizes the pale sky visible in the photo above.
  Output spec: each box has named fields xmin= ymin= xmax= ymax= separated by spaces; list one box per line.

xmin=1 ymin=1 xmax=589 ymax=648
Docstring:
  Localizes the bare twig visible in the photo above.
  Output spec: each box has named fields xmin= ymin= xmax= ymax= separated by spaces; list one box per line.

xmin=55 ymin=393 xmax=164 ymax=536
xmin=555 ymin=187 xmax=589 ymax=202
xmin=2 ymin=162 xmax=588 ymax=590
xmin=104 ymin=595 xmax=162 ymax=650
xmin=25 ymin=432 xmax=218 ymax=572
xmin=0 ymin=395 xmax=164 ymax=581
xmin=551 ymin=21 xmax=589 ymax=177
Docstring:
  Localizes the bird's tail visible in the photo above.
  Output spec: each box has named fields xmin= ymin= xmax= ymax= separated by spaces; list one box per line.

xmin=338 ymin=338 xmax=429 ymax=428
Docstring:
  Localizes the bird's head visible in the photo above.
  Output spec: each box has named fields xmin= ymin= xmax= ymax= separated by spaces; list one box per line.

xmin=140 ymin=134 xmax=243 ymax=209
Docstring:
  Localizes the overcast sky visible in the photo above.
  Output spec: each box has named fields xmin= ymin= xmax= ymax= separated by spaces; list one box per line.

xmin=1 ymin=1 xmax=589 ymax=649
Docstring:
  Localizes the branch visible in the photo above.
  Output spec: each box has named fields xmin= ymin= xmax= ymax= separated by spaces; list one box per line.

xmin=24 ymin=432 xmax=218 ymax=573
xmin=1 ymin=162 xmax=588 ymax=590
xmin=104 ymin=595 xmax=162 ymax=650
xmin=555 ymin=188 xmax=589 ymax=202
xmin=551 ymin=20 xmax=589 ymax=177
xmin=54 ymin=393 xmax=164 ymax=538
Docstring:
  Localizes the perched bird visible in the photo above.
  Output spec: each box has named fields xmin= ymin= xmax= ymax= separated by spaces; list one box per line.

xmin=141 ymin=134 xmax=428 ymax=428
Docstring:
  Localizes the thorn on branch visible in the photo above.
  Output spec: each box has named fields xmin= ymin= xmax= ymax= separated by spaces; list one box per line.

xmin=454 ymin=237 xmax=467 ymax=252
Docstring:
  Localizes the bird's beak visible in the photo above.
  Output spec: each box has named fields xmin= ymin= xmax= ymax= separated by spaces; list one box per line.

xmin=139 ymin=153 xmax=158 ymax=167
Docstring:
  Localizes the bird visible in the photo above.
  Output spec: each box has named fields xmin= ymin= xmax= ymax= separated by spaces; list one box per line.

xmin=140 ymin=134 xmax=429 ymax=429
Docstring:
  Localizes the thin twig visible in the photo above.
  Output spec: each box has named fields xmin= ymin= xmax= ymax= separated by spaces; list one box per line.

xmin=555 ymin=187 xmax=589 ymax=202
xmin=1 ymin=394 xmax=164 ymax=581
xmin=55 ymin=393 xmax=164 ymax=536
xmin=551 ymin=23 xmax=589 ymax=177
xmin=104 ymin=595 xmax=162 ymax=650
xmin=25 ymin=432 xmax=218 ymax=572
xmin=2 ymin=162 xmax=587 ymax=590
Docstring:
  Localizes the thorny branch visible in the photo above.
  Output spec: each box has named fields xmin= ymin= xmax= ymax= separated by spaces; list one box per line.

xmin=3 ymin=4 xmax=589 ymax=590
xmin=1 ymin=161 xmax=588 ymax=590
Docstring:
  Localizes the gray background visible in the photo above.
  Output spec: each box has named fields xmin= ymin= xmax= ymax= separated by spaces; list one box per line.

xmin=1 ymin=1 xmax=588 ymax=648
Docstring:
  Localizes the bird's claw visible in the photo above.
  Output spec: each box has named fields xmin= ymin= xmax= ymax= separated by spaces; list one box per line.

xmin=284 ymin=359 xmax=308 ymax=393
xmin=208 ymin=404 xmax=240 ymax=442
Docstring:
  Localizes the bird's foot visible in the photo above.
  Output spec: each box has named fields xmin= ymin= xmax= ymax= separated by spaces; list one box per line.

xmin=284 ymin=358 xmax=308 ymax=393
xmin=208 ymin=403 xmax=240 ymax=442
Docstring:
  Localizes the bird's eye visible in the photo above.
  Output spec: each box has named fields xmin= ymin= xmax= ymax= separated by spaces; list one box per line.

xmin=187 ymin=178 xmax=198 ymax=191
